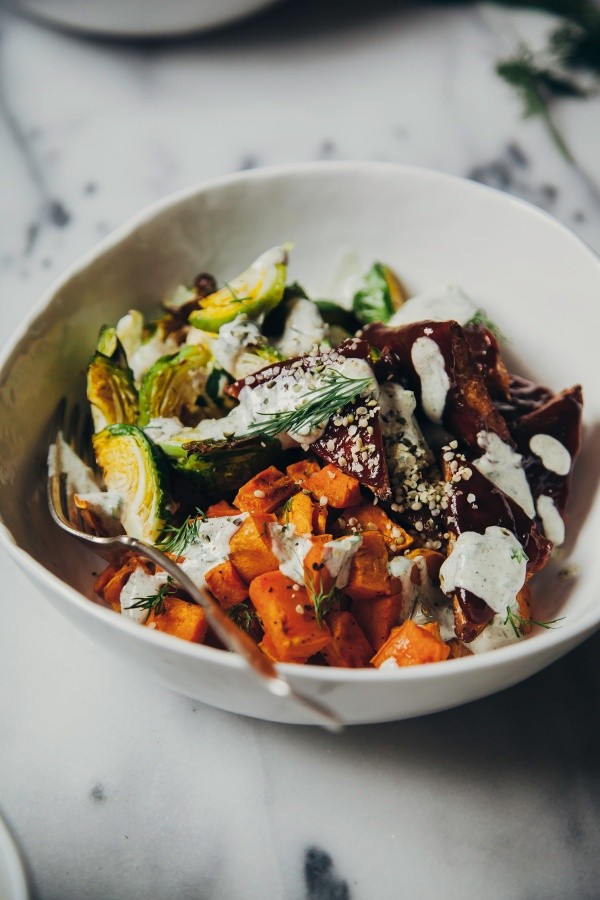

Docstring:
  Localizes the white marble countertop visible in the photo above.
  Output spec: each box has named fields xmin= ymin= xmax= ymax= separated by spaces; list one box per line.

xmin=1 ymin=3 xmax=600 ymax=898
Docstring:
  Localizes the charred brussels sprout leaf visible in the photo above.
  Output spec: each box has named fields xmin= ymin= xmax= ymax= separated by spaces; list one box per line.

xmin=171 ymin=437 xmax=280 ymax=501
xmin=352 ymin=262 xmax=406 ymax=325
xmin=137 ymin=345 xmax=215 ymax=427
xmin=87 ymin=353 xmax=139 ymax=433
xmin=188 ymin=245 xmax=290 ymax=332
xmin=92 ymin=424 xmax=171 ymax=543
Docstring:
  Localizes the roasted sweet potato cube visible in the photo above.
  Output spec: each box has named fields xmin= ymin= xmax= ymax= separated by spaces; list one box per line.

xmin=339 ymin=502 xmax=413 ymax=551
xmin=147 ymin=598 xmax=207 ymax=643
xmin=234 ymin=465 xmax=296 ymax=515
xmin=371 ymin=620 xmax=451 ymax=667
xmin=205 ymin=560 xmax=249 ymax=609
xmin=286 ymin=459 xmax=321 ymax=487
xmin=345 ymin=531 xmax=390 ymax=601
xmin=322 ymin=611 xmax=373 ymax=668
xmin=303 ymin=534 xmax=336 ymax=597
xmin=258 ymin=633 xmax=280 ymax=662
xmin=228 ymin=513 xmax=280 ymax=583
xmin=312 ymin=502 xmax=328 ymax=534
xmin=281 ymin=491 xmax=315 ymax=535
xmin=304 ymin=464 xmax=362 ymax=509
xmin=350 ymin=594 xmax=402 ymax=651
xmin=206 ymin=500 xmax=240 ymax=518
xmin=249 ymin=571 xmax=331 ymax=663
xmin=405 ymin=548 xmax=445 ymax=581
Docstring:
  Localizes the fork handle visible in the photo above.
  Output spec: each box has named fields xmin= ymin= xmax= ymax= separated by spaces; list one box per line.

xmin=121 ymin=537 xmax=343 ymax=732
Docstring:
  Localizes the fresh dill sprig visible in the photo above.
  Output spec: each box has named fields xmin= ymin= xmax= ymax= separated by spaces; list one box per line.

xmin=503 ymin=605 xmax=564 ymax=638
xmin=158 ymin=509 xmax=206 ymax=556
xmin=466 ymin=308 xmax=507 ymax=343
xmin=496 ymin=45 xmax=589 ymax=162
xmin=308 ymin=583 xmax=339 ymax=629
xmin=228 ymin=602 xmax=255 ymax=632
xmin=127 ymin=576 xmax=174 ymax=616
xmin=242 ymin=368 xmax=374 ymax=440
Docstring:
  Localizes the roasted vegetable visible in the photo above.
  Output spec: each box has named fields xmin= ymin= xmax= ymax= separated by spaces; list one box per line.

xmin=137 ymin=344 xmax=214 ymax=427
xmin=371 ymin=620 xmax=450 ymax=667
xmin=188 ymin=245 xmax=290 ymax=332
xmin=234 ymin=465 xmax=296 ymax=515
xmin=352 ymin=262 xmax=406 ymax=325
xmin=164 ymin=436 xmax=280 ymax=501
xmin=249 ymin=570 xmax=331 ymax=662
xmin=87 ymin=353 xmax=138 ymax=432
xmin=93 ymin=424 xmax=171 ymax=542
xmin=146 ymin=598 xmax=207 ymax=643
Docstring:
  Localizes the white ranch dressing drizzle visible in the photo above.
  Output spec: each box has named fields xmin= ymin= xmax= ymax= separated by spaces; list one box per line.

xmin=268 ymin=523 xmax=313 ymax=584
xmin=473 ymin=431 xmax=535 ymax=519
xmin=119 ymin=514 xmax=247 ymax=624
xmin=439 ymin=526 xmax=526 ymax=616
xmin=529 ymin=434 xmax=571 ymax=476
xmin=410 ymin=336 xmax=450 ymax=424
xmin=163 ymin=355 xmax=376 ymax=450
xmin=210 ymin=314 xmax=266 ymax=379
xmin=48 ymin=435 xmax=100 ymax=493
xmin=466 ymin=617 xmax=520 ymax=654
xmin=388 ymin=554 xmax=454 ymax=637
xmin=536 ymin=495 xmax=565 ymax=546
xmin=322 ymin=534 xmax=362 ymax=588
xmin=388 ymin=284 xmax=477 ymax=327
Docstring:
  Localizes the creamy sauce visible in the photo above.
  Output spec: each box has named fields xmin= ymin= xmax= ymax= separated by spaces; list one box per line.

xmin=439 ymin=526 xmax=526 ymax=616
xmin=322 ymin=535 xmax=362 ymax=588
xmin=529 ymin=433 xmax=571 ymax=476
xmin=211 ymin=314 xmax=265 ymax=378
xmin=144 ymin=416 xmax=186 ymax=444
xmin=410 ymin=336 xmax=450 ymax=424
xmin=388 ymin=284 xmax=477 ymax=327
xmin=379 ymin=383 xmax=433 ymax=474
xmin=268 ymin=523 xmax=313 ymax=584
xmin=276 ymin=298 xmax=327 ymax=358
xmin=179 ymin=515 xmax=246 ymax=588
xmin=536 ymin=494 xmax=565 ymax=546
xmin=388 ymin=554 xmax=453 ymax=636
xmin=48 ymin=435 xmax=100 ymax=494
xmin=166 ymin=354 xmax=376 ymax=450
xmin=466 ymin=616 xmax=520 ymax=654
xmin=129 ymin=333 xmax=180 ymax=387
xmin=120 ymin=567 xmax=167 ymax=625
xmin=474 ymin=431 xmax=535 ymax=518
xmin=119 ymin=514 xmax=247 ymax=624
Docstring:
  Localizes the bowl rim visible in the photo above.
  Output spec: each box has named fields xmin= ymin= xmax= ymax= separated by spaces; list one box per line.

xmin=1 ymin=159 xmax=599 ymax=683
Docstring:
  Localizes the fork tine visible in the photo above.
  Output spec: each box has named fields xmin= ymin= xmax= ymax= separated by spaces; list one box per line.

xmin=51 ymin=396 xmax=67 ymax=443
xmin=66 ymin=403 xmax=80 ymax=451
xmin=79 ymin=410 xmax=96 ymax=471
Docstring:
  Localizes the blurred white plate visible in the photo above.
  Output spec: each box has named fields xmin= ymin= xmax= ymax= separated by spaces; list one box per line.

xmin=0 ymin=814 xmax=28 ymax=900
xmin=10 ymin=0 xmax=282 ymax=37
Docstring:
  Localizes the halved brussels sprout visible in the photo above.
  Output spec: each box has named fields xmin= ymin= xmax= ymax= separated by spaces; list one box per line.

xmin=171 ymin=436 xmax=280 ymax=500
xmin=138 ymin=345 xmax=216 ymax=427
xmin=92 ymin=424 xmax=171 ymax=543
xmin=87 ymin=353 xmax=139 ymax=432
xmin=352 ymin=262 xmax=407 ymax=325
xmin=188 ymin=244 xmax=290 ymax=332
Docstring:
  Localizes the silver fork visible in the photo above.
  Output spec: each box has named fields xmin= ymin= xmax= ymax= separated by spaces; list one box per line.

xmin=47 ymin=399 xmax=343 ymax=732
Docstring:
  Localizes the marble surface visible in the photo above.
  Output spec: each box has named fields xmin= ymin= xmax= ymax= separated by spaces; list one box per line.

xmin=1 ymin=2 xmax=600 ymax=898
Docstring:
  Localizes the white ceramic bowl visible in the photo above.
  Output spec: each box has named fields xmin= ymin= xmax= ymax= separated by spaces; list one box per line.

xmin=10 ymin=0 xmax=282 ymax=38
xmin=1 ymin=162 xmax=599 ymax=726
